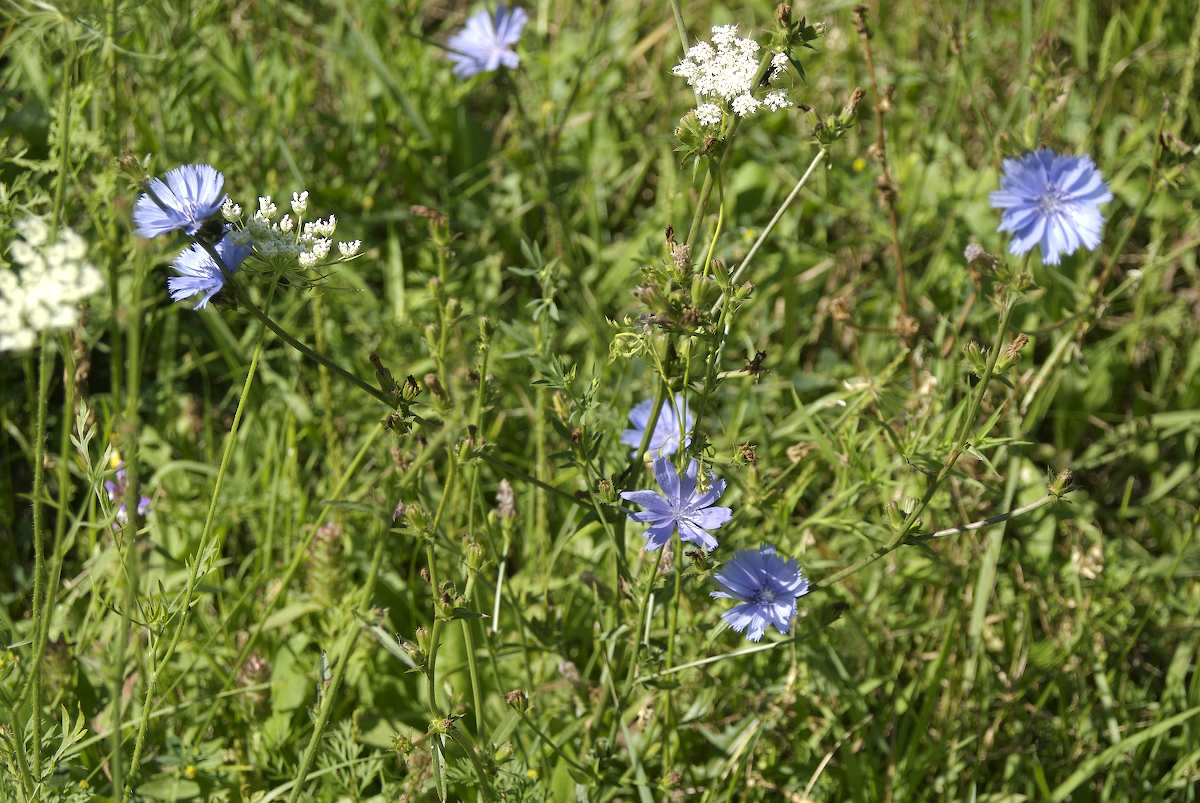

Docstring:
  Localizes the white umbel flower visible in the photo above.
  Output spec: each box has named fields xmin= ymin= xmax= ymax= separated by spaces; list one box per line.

xmin=235 ymin=191 xmax=363 ymax=269
xmin=695 ymin=103 xmax=723 ymax=127
xmin=763 ymin=90 xmax=791 ymax=111
xmin=769 ymin=52 xmax=790 ymax=81
xmin=256 ymin=195 xmax=278 ymax=221
xmin=310 ymin=238 xmax=332 ymax=260
xmin=673 ymin=25 xmax=792 ymax=126
xmin=731 ymin=94 xmax=760 ymax=117
xmin=221 ymin=198 xmax=242 ymax=221
xmin=1 ymin=217 xmax=103 ymax=352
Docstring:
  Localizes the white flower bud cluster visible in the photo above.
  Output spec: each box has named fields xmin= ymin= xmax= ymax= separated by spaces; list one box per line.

xmin=1 ymin=217 xmax=104 ymax=352
xmin=672 ymin=25 xmax=793 ymax=127
xmin=226 ymin=191 xmax=363 ymax=268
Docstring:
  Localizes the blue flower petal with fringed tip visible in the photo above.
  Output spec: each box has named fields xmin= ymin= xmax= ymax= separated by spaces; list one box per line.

xmin=989 ymin=149 xmax=1112 ymax=265
xmin=620 ymin=457 xmax=732 ymax=552
xmin=711 ymin=545 xmax=809 ymax=642
xmin=134 ymin=164 xmax=227 ymax=238
xmin=447 ymin=5 xmax=528 ymax=78
xmin=167 ymin=231 xmax=251 ymax=310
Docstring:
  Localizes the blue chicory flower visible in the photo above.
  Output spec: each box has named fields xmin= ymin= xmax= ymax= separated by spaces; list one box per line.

xmin=134 ymin=164 xmax=227 ymax=238
xmin=620 ymin=395 xmax=693 ymax=458
xmin=447 ymin=5 xmax=528 ymax=78
xmin=620 ymin=457 xmax=732 ymax=551
xmin=989 ymin=149 xmax=1112 ymax=265
xmin=167 ymin=231 xmax=251 ymax=310
xmin=711 ymin=545 xmax=809 ymax=642
xmin=105 ymin=465 xmax=151 ymax=527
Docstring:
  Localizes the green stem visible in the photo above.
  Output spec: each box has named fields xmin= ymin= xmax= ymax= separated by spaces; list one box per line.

xmin=663 ymin=536 xmax=683 ymax=767
xmin=815 ymin=298 xmax=1016 ymax=592
xmin=712 ymin=148 xmax=827 ymax=314
xmin=460 ymin=575 xmax=485 ymax=738
xmin=194 ymin=239 xmax=398 ymax=409
xmin=123 ymin=329 xmax=265 ymax=795
xmin=623 ymin=549 xmax=665 ymax=690
xmin=26 ymin=334 xmax=78 ymax=781
xmin=113 ymin=249 xmax=145 ymax=800
xmin=518 ymin=708 xmax=597 ymax=780
xmin=179 ymin=423 xmax=394 ymax=744
xmin=27 ymin=336 xmax=52 ymax=784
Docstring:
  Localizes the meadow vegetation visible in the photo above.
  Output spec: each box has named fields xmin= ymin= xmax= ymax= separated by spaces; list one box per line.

xmin=1 ymin=0 xmax=1199 ymax=800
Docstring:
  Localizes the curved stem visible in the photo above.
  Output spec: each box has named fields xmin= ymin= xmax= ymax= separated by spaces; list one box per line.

xmin=194 ymin=240 xmax=396 ymax=409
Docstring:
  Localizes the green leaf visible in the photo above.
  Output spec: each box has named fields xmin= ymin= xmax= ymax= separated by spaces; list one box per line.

xmin=1050 ymin=707 xmax=1200 ymax=801
xmin=136 ymin=776 xmax=202 ymax=800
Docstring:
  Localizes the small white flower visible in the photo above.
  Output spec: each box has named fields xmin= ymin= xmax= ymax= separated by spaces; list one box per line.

xmin=256 ymin=195 xmax=278 ymax=221
xmin=10 ymin=241 xmax=37 ymax=266
xmin=763 ymin=90 xmax=791 ymax=111
xmin=15 ymin=217 xmax=49 ymax=247
xmin=61 ymin=230 xmax=87 ymax=260
xmin=731 ymin=93 xmax=760 ymax=117
xmin=769 ymin=52 xmax=790 ymax=81
xmin=222 ymin=197 xmax=242 ymax=222
xmin=311 ymin=238 xmax=332 ymax=260
xmin=312 ymin=215 xmax=336 ymax=237
xmin=337 ymin=240 xmax=361 ymax=257
xmin=278 ymin=215 xmax=294 ymax=233
xmin=0 ymin=219 xmax=103 ymax=352
xmin=298 ymin=251 xmax=318 ymax=268
xmin=711 ymin=24 xmax=739 ymax=47
xmin=291 ymin=191 xmax=309 ymax=216
xmin=695 ymin=103 xmax=723 ymax=127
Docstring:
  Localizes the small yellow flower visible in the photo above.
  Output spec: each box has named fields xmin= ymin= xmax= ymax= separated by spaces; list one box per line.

xmin=184 ymin=765 xmax=197 ymax=779
xmin=79 ymin=780 xmax=90 ymax=790
xmin=852 ymin=157 xmax=867 ymax=173
xmin=526 ymin=768 xmax=540 ymax=781
xmin=109 ymin=450 xmax=122 ymax=469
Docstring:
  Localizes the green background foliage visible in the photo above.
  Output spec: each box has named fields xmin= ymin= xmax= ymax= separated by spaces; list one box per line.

xmin=1 ymin=0 xmax=1198 ymax=800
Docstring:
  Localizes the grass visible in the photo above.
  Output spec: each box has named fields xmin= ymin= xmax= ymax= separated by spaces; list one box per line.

xmin=1 ymin=0 xmax=1199 ymax=800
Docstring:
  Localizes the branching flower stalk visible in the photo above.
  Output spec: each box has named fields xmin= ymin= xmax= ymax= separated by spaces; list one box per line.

xmin=636 ymin=491 xmax=1062 ymax=679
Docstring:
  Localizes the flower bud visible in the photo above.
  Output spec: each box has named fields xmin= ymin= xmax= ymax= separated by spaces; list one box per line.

xmin=1048 ymin=468 xmax=1073 ymax=498
xmin=505 ymin=689 xmax=529 ymax=711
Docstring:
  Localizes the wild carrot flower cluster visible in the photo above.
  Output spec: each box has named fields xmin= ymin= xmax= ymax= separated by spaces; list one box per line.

xmin=672 ymin=24 xmax=792 ymax=127
xmin=133 ymin=164 xmax=364 ymax=309
xmin=1 ymin=217 xmax=103 ymax=351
